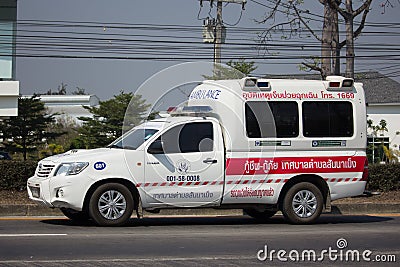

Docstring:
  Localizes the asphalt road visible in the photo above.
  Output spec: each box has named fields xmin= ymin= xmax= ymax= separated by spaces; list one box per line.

xmin=0 ymin=214 xmax=399 ymax=266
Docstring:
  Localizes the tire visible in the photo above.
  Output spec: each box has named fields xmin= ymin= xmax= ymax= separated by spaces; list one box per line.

xmin=60 ymin=208 xmax=90 ymax=223
xmin=244 ymin=209 xmax=277 ymax=220
xmin=281 ymin=182 xmax=323 ymax=224
xmin=88 ymin=183 xmax=134 ymax=226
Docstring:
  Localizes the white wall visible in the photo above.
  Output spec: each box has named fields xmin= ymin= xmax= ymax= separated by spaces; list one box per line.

xmin=367 ymin=104 xmax=400 ymax=151
xmin=0 ymin=81 xmax=19 ymax=117
xmin=0 ymin=22 xmax=14 ymax=79
xmin=28 ymin=95 xmax=100 ymax=125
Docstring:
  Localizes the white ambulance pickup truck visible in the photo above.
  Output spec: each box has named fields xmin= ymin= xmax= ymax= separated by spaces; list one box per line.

xmin=28 ymin=76 xmax=368 ymax=226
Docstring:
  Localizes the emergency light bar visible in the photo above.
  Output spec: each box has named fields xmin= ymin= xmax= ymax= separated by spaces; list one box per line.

xmin=243 ymin=78 xmax=271 ymax=91
xmin=342 ymin=79 xmax=354 ymax=87
xmin=182 ymin=106 xmax=213 ymax=113
xmin=326 ymin=76 xmax=354 ymax=90
xmin=169 ymin=105 xmax=213 ymax=117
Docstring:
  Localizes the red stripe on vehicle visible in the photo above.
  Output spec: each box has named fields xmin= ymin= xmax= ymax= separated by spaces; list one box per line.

xmin=134 ymin=176 xmax=365 ymax=188
xmin=226 ymin=156 xmax=366 ymax=175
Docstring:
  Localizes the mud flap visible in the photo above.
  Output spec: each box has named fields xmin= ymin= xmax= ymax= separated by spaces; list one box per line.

xmin=136 ymin=197 xmax=143 ymax=218
xmin=324 ymin=193 xmax=332 ymax=213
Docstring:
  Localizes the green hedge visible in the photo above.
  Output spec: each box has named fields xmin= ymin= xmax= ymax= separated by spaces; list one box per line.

xmin=367 ymin=163 xmax=400 ymax=192
xmin=0 ymin=160 xmax=399 ymax=192
xmin=0 ymin=160 xmax=38 ymax=190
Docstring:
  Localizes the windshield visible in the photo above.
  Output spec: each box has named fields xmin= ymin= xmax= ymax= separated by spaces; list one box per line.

xmin=108 ymin=128 xmax=158 ymax=150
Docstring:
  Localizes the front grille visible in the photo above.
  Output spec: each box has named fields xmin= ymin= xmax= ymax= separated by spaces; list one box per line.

xmin=36 ymin=164 xmax=55 ymax=178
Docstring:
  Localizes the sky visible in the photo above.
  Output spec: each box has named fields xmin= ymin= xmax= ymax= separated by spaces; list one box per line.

xmin=15 ymin=0 xmax=400 ymax=100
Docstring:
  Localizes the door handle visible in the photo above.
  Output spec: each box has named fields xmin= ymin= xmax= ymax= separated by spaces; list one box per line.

xmin=203 ymin=158 xmax=217 ymax=164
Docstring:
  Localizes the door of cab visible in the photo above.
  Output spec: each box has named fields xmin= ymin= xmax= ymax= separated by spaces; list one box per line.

xmin=144 ymin=120 xmax=224 ymax=207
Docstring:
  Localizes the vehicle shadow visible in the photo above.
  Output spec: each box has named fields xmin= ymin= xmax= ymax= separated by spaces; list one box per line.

xmin=40 ymin=214 xmax=394 ymax=227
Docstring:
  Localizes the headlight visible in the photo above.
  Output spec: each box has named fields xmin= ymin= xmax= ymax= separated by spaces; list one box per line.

xmin=55 ymin=162 xmax=89 ymax=176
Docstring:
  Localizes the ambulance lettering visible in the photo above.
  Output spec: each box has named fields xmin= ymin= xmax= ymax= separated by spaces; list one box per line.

xmin=189 ymin=89 xmax=221 ymax=100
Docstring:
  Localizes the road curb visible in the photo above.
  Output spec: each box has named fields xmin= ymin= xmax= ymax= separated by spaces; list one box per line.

xmin=0 ymin=203 xmax=399 ymax=217
xmin=331 ymin=203 xmax=400 ymax=215
xmin=0 ymin=204 xmax=63 ymax=216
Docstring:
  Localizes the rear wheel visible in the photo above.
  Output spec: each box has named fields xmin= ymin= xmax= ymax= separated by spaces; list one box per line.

xmin=244 ymin=209 xmax=277 ymax=220
xmin=60 ymin=208 xmax=90 ymax=223
xmin=89 ymin=183 xmax=134 ymax=226
xmin=281 ymin=182 xmax=323 ymax=224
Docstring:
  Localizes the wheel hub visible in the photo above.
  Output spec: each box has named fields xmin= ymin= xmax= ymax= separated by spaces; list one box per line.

xmin=97 ymin=190 xmax=127 ymax=220
xmin=292 ymin=189 xmax=317 ymax=218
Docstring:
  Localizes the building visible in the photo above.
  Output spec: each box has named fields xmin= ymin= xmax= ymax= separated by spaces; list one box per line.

xmin=0 ymin=0 xmax=19 ymax=117
xmin=22 ymin=95 xmax=100 ymax=124
xmin=361 ymin=72 xmax=400 ymax=155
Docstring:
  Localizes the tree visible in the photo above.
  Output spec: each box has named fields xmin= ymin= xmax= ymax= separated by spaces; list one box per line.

xmin=367 ymin=118 xmax=391 ymax=163
xmin=72 ymin=87 xmax=88 ymax=95
xmin=368 ymin=118 xmax=388 ymax=136
xmin=75 ymin=91 xmax=150 ymax=148
xmin=203 ymin=59 xmax=258 ymax=79
xmin=46 ymin=82 xmax=67 ymax=95
xmin=45 ymin=83 xmax=89 ymax=95
xmin=226 ymin=59 xmax=258 ymax=76
xmin=45 ymin=115 xmax=81 ymax=152
xmin=257 ymin=0 xmax=372 ymax=78
xmin=39 ymin=143 xmax=64 ymax=159
xmin=328 ymin=0 xmax=372 ymax=78
xmin=0 ymin=96 xmax=63 ymax=160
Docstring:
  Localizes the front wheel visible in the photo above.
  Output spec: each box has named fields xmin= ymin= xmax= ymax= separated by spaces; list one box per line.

xmin=281 ymin=182 xmax=323 ymax=224
xmin=89 ymin=183 xmax=134 ymax=226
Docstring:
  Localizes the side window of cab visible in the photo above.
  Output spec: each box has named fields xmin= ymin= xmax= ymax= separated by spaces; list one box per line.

xmin=149 ymin=122 xmax=213 ymax=154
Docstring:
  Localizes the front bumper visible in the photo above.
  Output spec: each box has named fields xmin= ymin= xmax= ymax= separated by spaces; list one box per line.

xmin=27 ymin=174 xmax=88 ymax=211
xmin=27 ymin=176 xmax=53 ymax=207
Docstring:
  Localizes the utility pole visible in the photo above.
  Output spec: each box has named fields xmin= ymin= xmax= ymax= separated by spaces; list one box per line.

xmin=214 ymin=0 xmax=223 ymax=67
xmin=200 ymin=0 xmax=246 ymax=78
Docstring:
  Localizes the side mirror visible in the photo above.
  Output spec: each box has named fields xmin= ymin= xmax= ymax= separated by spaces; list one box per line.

xmin=147 ymin=140 xmax=164 ymax=154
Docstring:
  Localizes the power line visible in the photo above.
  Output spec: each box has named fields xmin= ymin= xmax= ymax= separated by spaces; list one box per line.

xmin=0 ymin=17 xmax=396 ymax=78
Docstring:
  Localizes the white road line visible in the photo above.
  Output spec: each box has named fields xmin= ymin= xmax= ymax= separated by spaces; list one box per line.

xmin=0 ymin=255 xmax=255 ymax=263
xmin=0 ymin=234 xmax=67 ymax=237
